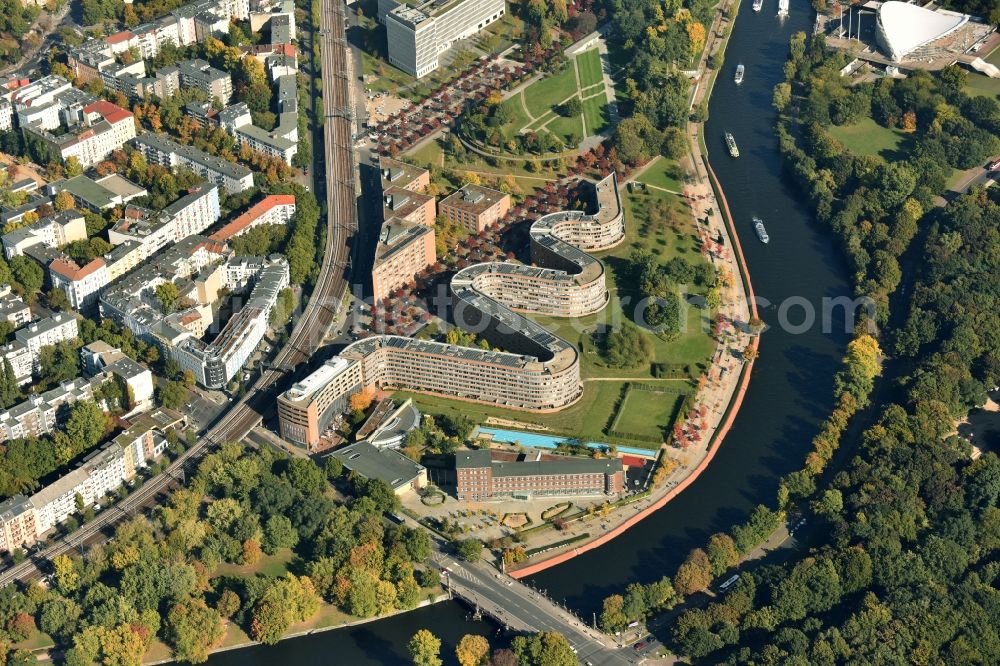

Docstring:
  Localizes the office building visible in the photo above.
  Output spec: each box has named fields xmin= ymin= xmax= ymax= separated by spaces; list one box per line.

xmin=455 ymin=449 xmax=624 ymax=500
xmin=329 ymin=441 xmax=427 ymax=495
xmin=379 ymin=0 xmax=506 ymax=78
xmin=278 ymin=357 xmax=365 ymax=447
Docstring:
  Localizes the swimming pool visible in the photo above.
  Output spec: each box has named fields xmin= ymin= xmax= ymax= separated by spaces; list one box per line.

xmin=475 ymin=427 xmax=657 ymax=458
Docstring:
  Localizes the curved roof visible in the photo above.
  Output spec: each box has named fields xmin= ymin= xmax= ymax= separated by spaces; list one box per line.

xmin=877 ymin=1 xmax=968 ymax=61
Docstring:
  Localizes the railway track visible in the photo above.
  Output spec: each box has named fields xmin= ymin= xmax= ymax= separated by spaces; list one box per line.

xmin=0 ymin=0 xmax=357 ymax=587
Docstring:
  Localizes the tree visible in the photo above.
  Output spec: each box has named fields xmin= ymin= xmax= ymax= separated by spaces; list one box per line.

xmin=249 ymin=575 xmax=321 ymax=644
xmin=64 ymin=400 xmax=108 ymax=452
xmin=674 ymin=548 xmax=713 ymax=596
xmin=408 ymin=629 xmax=442 ymax=666
xmin=349 ymin=388 xmax=375 ymax=412
xmin=53 ymin=190 xmax=75 ymax=212
xmin=706 ymin=533 xmax=740 ymax=576
xmin=155 ymin=282 xmax=181 ymax=313
xmin=0 ymin=358 xmax=19 ymax=408
xmin=10 ymin=256 xmax=43 ymax=298
xmin=455 ymin=538 xmax=483 ymax=563
xmin=511 ymin=631 xmax=577 ymax=666
xmin=39 ymin=341 xmax=81 ymax=386
xmin=64 ymin=156 xmax=83 ymax=178
xmin=158 ymin=380 xmax=187 ymax=409
xmin=215 ymin=589 xmax=240 ymax=618
xmin=560 ymin=97 xmax=582 ymax=117
xmin=600 ymin=594 xmax=627 ymax=632
xmin=47 ymin=287 xmax=71 ymax=311
xmin=262 ymin=514 xmax=299 ymax=554
xmin=165 ymin=599 xmax=225 ymax=664
xmin=456 ymin=634 xmax=490 ymax=666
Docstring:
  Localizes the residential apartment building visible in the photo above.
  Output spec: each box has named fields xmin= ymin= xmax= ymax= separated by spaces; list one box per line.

xmin=379 ymin=157 xmax=431 ymax=192
xmin=0 ymin=289 xmax=31 ymax=327
xmin=14 ymin=313 xmax=79 ymax=370
xmin=379 ymin=0 xmax=506 ymax=78
xmin=0 ymin=375 xmax=107 ymax=442
xmin=80 ymin=340 xmax=156 ymax=411
xmin=278 ymin=357 xmax=364 ymax=447
xmin=439 ymin=184 xmax=510 ymax=234
xmin=133 ymin=133 xmax=255 ymax=194
xmin=48 ymin=257 xmax=110 ymax=311
xmin=0 ymin=342 xmax=33 ymax=386
xmin=176 ymin=59 xmax=233 ymax=105
xmin=371 ymin=222 xmax=436 ymax=301
xmin=209 ymin=194 xmax=296 ymax=241
xmin=1 ymin=210 xmax=87 ymax=260
xmin=163 ymin=185 xmax=222 ymax=239
xmin=455 ymin=449 xmax=624 ymax=500
xmin=21 ymin=97 xmax=137 ymax=168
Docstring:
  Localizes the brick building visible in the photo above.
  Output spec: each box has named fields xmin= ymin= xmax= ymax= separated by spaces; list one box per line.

xmin=454 ymin=449 xmax=624 ymax=500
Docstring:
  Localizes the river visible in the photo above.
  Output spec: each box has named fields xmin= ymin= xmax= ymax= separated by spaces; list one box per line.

xmin=207 ymin=1 xmax=848 ymax=663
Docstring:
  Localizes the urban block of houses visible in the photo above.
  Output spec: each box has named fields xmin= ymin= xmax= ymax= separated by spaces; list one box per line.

xmin=371 ymin=157 xmax=437 ymax=301
xmin=1 ymin=210 xmax=86 ymax=261
xmin=0 ymin=313 xmax=79 ymax=385
xmin=0 ymin=287 xmax=31 ymax=327
xmin=98 ymin=235 xmax=289 ymax=389
xmin=133 ymin=133 xmax=255 ymax=194
xmin=11 ymin=78 xmax=137 ymax=167
xmin=209 ymin=193 xmax=295 ymax=241
xmin=0 ymin=407 xmax=185 ymax=553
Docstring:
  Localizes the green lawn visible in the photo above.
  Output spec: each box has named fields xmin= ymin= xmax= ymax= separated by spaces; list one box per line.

xmin=576 ymin=48 xmax=604 ymax=89
xmin=582 ymin=93 xmax=610 ymax=135
xmin=547 ymin=113 xmax=585 ymax=145
xmin=964 ymin=73 xmax=1000 ymax=100
xmin=499 ymin=94 xmax=533 ymax=133
xmin=828 ymin=117 xmax=907 ymax=159
xmin=213 ymin=548 xmax=294 ymax=578
xmin=399 ymin=380 xmax=637 ymax=445
xmin=524 ymin=62 xmax=580 ymax=118
xmin=613 ymin=386 xmax=687 ymax=440
xmin=636 ymin=156 xmax=686 ymax=192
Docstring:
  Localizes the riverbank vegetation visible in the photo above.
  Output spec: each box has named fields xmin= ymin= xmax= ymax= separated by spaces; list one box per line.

xmin=0 ymin=445 xmax=439 ymax=664
xmin=596 ymin=35 xmax=1000 ymax=664
xmin=774 ymin=32 xmax=999 ymax=322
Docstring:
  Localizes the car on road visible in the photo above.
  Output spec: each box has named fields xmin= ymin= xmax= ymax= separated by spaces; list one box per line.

xmin=988 ymin=158 xmax=1000 ymax=171
xmin=634 ymin=641 xmax=647 ymax=650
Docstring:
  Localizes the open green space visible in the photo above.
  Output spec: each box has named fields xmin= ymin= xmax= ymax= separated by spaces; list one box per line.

xmin=963 ymin=72 xmax=1000 ymax=100
xmin=213 ymin=548 xmax=294 ymax=578
xmin=828 ymin=117 xmax=907 ymax=159
xmin=612 ymin=386 xmax=687 ymax=440
xmin=524 ymin=62 xmax=580 ymax=118
xmin=547 ymin=113 xmax=585 ymax=145
xmin=582 ymin=93 xmax=610 ymax=135
xmin=576 ymin=48 xmax=604 ymax=89
xmin=635 ymin=156 xmax=687 ymax=192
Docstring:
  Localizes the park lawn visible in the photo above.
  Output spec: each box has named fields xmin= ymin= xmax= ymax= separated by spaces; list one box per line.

xmin=613 ymin=387 xmax=687 ymax=440
xmin=546 ymin=113 xmax=585 ymax=145
xmin=213 ymin=548 xmax=295 ymax=578
xmin=527 ymin=109 xmax=560 ymax=131
xmin=576 ymin=48 xmax=604 ymax=89
xmin=524 ymin=62 xmax=580 ymax=118
xmin=963 ymin=72 xmax=1000 ymax=100
xmin=498 ymin=94 xmax=533 ymax=134
xmin=636 ymin=156 xmax=686 ymax=192
xmin=828 ymin=117 xmax=907 ymax=159
xmin=361 ymin=51 xmax=415 ymax=94
xmin=13 ymin=629 xmax=55 ymax=652
xmin=582 ymin=93 xmax=610 ymax=135
xmin=406 ymin=137 xmax=445 ymax=168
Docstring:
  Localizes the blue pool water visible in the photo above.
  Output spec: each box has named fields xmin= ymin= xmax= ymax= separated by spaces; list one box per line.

xmin=475 ymin=427 xmax=657 ymax=458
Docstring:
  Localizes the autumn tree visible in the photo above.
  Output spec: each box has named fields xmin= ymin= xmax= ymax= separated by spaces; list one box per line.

xmin=165 ymin=598 xmax=225 ymax=664
xmin=456 ymin=634 xmax=490 ymax=666
xmin=674 ymin=548 xmax=713 ymax=596
xmin=408 ymin=629 xmax=442 ymax=666
xmin=348 ymin=388 xmax=375 ymax=412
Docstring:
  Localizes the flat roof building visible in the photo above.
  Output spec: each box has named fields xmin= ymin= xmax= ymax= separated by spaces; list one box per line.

xmin=439 ymin=184 xmax=510 ymax=234
xmin=455 ymin=449 xmax=624 ymax=500
xmin=330 ymin=440 xmax=427 ymax=495
xmin=133 ymin=133 xmax=255 ymax=194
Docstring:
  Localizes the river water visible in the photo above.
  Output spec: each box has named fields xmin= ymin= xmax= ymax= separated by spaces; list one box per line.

xmin=207 ymin=1 xmax=846 ymax=663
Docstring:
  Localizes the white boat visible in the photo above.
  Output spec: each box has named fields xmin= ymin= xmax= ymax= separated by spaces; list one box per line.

xmin=734 ymin=64 xmax=745 ymax=84
xmin=725 ymin=132 xmax=739 ymax=158
xmin=753 ymin=217 xmax=770 ymax=244
xmin=753 ymin=0 xmax=763 ymax=11
xmin=777 ymin=0 xmax=789 ymax=15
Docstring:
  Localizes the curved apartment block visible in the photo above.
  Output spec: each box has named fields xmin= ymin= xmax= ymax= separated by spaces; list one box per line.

xmin=279 ymin=174 xmax=624 ymax=448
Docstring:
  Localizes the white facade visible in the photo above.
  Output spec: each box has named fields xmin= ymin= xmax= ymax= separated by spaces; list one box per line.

xmin=385 ymin=0 xmax=505 ymax=78
xmin=14 ymin=314 xmax=79 ymax=369
xmin=49 ymin=258 xmax=110 ymax=311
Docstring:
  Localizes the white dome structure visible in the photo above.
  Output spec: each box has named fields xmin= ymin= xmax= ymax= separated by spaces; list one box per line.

xmin=876 ymin=1 xmax=969 ymax=62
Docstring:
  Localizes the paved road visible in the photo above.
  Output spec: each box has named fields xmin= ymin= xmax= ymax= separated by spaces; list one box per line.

xmin=432 ymin=554 xmax=633 ymax=665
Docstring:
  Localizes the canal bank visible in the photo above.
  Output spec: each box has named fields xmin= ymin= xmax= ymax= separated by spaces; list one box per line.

xmin=206 ymin=1 xmax=849 ymax=662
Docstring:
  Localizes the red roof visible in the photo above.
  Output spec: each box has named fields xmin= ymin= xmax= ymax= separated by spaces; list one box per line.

xmin=106 ymin=31 xmax=135 ymax=45
xmin=210 ymin=194 xmax=295 ymax=241
xmin=83 ymin=99 xmax=133 ymax=125
xmin=620 ymin=455 xmax=648 ymax=469
xmin=49 ymin=257 xmax=105 ymax=281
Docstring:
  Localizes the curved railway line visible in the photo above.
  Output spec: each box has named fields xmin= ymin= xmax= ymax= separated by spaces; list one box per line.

xmin=0 ymin=0 xmax=356 ymax=587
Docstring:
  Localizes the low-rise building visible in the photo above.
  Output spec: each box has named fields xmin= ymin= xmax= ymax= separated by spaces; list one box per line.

xmin=133 ymin=133 xmax=255 ymax=194
xmin=455 ymin=449 xmax=625 ymax=500
xmin=439 ymin=184 xmax=510 ymax=234
xmin=329 ymin=441 xmax=427 ymax=495
xmin=47 ymin=173 xmax=147 ymax=212
xmin=80 ymin=341 xmax=156 ymax=411
xmin=209 ymin=194 xmax=295 ymax=241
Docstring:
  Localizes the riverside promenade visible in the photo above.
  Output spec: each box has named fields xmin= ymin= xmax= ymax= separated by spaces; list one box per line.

xmin=508 ymin=0 xmax=756 ymax=579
